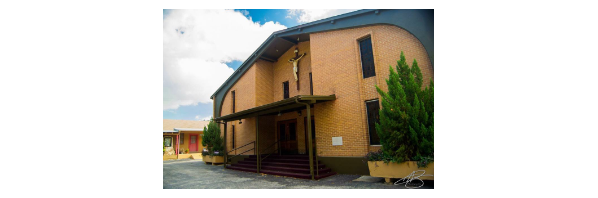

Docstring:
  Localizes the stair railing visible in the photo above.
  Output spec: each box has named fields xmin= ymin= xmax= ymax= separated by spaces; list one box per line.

xmin=259 ymin=140 xmax=280 ymax=162
xmin=227 ymin=141 xmax=255 ymax=163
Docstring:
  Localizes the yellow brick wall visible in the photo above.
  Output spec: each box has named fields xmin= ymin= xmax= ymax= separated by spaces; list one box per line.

xmin=255 ymin=59 xmax=274 ymax=106
xmin=220 ymin=65 xmax=257 ymax=154
xmin=310 ymin=24 xmax=433 ymax=157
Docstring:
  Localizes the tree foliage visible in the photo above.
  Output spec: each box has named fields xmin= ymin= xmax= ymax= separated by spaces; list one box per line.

xmin=202 ymin=118 xmax=224 ymax=156
xmin=375 ymin=51 xmax=434 ymax=165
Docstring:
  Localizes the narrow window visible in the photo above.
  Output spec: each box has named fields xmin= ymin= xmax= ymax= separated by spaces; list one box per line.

xmin=232 ymin=125 xmax=235 ymax=148
xmin=179 ymin=133 xmax=184 ymax=144
xmin=309 ymin=73 xmax=313 ymax=95
xmin=231 ymin=91 xmax=236 ymax=113
xmin=359 ymin=37 xmax=376 ymax=78
xmin=366 ymin=100 xmax=381 ymax=145
xmin=283 ymin=81 xmax=289 ymax=99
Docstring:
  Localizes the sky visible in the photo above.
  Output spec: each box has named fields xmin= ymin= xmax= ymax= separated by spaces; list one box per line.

xmin=163 ymin=9 xmax=358 ymax=121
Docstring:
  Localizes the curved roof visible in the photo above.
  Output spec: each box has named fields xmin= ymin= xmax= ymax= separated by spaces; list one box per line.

xmin=211 ymin=9 xmax=433 ymax=118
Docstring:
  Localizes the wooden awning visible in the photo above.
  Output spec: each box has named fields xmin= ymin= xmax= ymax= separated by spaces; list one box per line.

xmin=215 ymin=95 xmax=335 ymax=122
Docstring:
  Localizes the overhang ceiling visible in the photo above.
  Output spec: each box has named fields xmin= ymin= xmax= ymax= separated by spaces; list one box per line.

xmin=258 ymin=34 xmax=310 ymax=62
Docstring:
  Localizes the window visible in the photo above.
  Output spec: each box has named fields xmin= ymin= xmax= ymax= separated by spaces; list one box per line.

xmin=359 ymin=37 xmax=376 ymax=78
xmin=283 ymin=81 xmax=289 ymax=99
xmin=231 ymin=125 xmax=235 ymax=148
xmin=164 ymin=137 xmax=172 ymax=147
xmin=279 ymin=124 xmax=286 ymax=141
xmin=309 ymin=73 xmax=313 ymax=95
xmin=289 ymin=123 xmax=296 ymax=141
xmin=366 ymin=100 xmax=381 ymax=145
xmin=231 ymin=91 xmax=236 ymax=113
xmin=179 ymin=133 xmax=184 ymax=144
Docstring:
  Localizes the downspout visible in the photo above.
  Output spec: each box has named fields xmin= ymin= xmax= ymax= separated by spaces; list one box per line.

xmin=296 ymin=98 xmax=315 ymax=180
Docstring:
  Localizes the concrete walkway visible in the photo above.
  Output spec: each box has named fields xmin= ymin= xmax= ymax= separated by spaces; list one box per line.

xmin=163 ymin=159 xmax=433 ymax=189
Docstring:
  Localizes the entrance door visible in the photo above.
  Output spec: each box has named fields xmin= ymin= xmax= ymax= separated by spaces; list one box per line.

xmin=189 ymin=134 xmax=198 ymax=152
xmin=278 ymin=119 xmax=298 ymax=154
xmin=304 ymin=117 xmax=316 ymax=155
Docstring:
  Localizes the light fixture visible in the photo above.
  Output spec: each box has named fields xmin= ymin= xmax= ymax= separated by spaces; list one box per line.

xmin=278 ymin=111 xmax=282 ymax=116
xmin=297 ymin=111 xmax=302 ymax=116
xmin=238 ymin=119 xmax=242 ymax=124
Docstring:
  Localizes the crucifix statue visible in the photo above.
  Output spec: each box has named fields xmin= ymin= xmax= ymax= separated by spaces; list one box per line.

xmin=288 ymin=47 xmax=306 ymax=83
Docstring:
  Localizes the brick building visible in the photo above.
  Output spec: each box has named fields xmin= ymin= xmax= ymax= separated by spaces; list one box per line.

xmin=211 ymin=9 xmax=433 ymax=179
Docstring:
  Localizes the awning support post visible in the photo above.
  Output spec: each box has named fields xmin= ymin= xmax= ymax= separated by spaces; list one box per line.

xmin=296 ymin=98 xmax=315 ymax=180
xmin=256 ymin=116 xmax=260 ymax=173
xmin=223 ymin=121 xmax=228 ymax=169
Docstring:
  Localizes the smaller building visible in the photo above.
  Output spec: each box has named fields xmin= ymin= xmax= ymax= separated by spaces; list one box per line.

xmin=163 ymin=119 xmax=209 ymax=160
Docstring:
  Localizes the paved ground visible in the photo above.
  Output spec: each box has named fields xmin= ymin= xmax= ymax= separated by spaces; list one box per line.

xmin=163 ymin=159 xmax=434 ymax=189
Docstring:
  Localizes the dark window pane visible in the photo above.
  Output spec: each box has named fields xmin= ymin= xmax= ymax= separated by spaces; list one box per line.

xmin=279 ymin=124 xmax=286 ymax=141
xmin=283 ymin=81 xmax=289 ymax=99
xmin=366 ymin=100 xmax=381 ymax=145
xmin=180 ymin=133 xmax=184 ymax=144
xmin=232 ymin=91 xmax=236 ymax=113
xmin=289 ymin=123 xmax=296 ymax=140
xmin=232 ymin=126 xmax=235 ymax=148
xmin=309 ymin=73 xmax=313 ymax=95
xmin=360 ymin=37 xmax=376 ymax=78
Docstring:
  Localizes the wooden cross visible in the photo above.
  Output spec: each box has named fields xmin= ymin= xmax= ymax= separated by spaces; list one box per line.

xmin=288 ymin=47 xmax=306 ymax=90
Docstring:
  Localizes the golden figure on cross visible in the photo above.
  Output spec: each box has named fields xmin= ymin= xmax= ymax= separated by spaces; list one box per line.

xmin=288 ymin=48 xmax=306 ymax=81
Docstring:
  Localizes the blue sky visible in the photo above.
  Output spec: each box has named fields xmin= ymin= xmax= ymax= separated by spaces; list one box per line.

xmin=163 ymin=9 xmax=357 ymax=121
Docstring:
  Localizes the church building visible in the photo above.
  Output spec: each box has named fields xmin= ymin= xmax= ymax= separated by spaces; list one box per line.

xmin=211 ymin=9 xmax=434 ymax=179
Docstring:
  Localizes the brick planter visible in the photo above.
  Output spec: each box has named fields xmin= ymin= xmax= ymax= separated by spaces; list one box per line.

xmin=367 ymin=161 xmax=434 ymax=183
xmin=202 ymin=155 xmax=224 ymax=165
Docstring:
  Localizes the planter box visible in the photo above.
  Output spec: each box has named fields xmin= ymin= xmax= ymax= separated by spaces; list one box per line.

xmin=202 ymin=155 xmax=224 ymax=165
xmin=368 ymin=161 xmax=434 ymax=181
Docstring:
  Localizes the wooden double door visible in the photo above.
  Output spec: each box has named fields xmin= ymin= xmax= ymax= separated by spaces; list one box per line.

xmin=278 ymin=119 xmax=298 ymax=154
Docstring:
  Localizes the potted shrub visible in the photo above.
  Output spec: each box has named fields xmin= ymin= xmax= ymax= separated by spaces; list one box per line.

xmin=184 ymin=148 xmax=189 ymax=154
xmin=366 ymin=52 xmax=434 ymax=182
xmin=201 ymin=148 xmax=211 ymax=163
xmin=201 ymin=119 xmax=225 ymax=164
xmin=210 ymin=135 xmax=225 ymax=165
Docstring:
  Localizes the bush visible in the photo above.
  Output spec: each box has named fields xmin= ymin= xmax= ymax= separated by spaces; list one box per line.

xmin=372 ymin=51 xmax=434 ymax=167
xmin=201 ymin=118 xmax=225 ymax=156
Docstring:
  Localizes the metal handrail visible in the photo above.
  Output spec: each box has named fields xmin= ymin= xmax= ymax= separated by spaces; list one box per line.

xmin=227 ymin=141 xmax=255 ymax=154
xmin=227 ymin=148 xmax=255 ymax=162
xmin=259 ymin=140 xmax=280 ymax=161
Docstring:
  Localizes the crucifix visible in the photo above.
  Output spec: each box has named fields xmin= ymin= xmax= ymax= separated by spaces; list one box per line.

xmin=288 ymin=47 xmax=306 ymax=90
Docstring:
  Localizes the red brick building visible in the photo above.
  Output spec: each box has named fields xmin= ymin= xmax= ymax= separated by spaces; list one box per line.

xmin=211 ymin=9 xmax=433 ymax=179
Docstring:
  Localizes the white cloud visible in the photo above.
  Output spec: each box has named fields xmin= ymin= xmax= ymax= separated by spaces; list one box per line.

xmin=195 ymin=115 xmax=212 ymax=121
xmin=286 ymin=9 xmax=359 ymax=23
xmin=163 ymin=10 xmax=287 ymax=110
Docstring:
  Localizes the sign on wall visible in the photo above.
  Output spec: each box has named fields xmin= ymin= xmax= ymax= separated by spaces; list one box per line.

xmin=332 ymin=137 xmax=343 ymax=146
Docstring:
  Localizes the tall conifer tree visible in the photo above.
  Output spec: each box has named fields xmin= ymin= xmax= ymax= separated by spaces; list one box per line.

xmin=375 ymin=52 xmax=434 ymax=164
